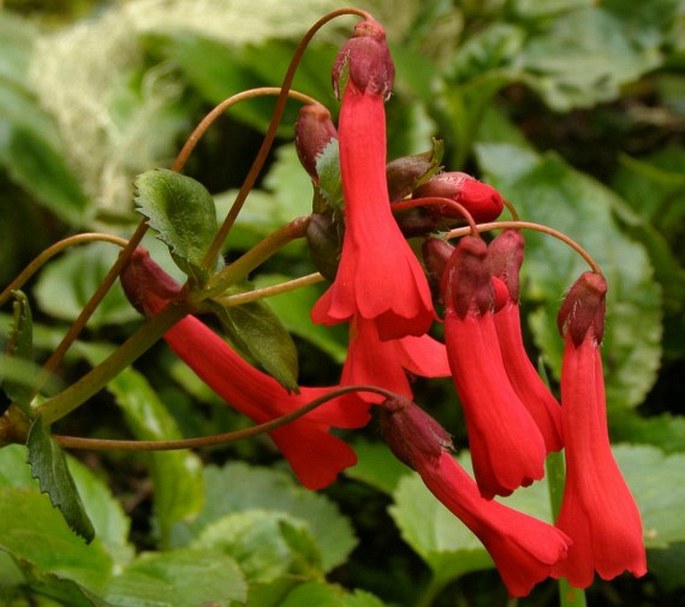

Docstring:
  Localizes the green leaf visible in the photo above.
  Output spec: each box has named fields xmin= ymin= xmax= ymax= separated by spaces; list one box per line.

xmin=26 ymin=418 xmax=95 ymax=543
xmin=316 ymin=139 xmax=344 ymax=212
xmin=104 ymin=367 xmax=205 ymax=548
xmin=279 ymin=581 xmax=385 ymax=607
xmin=2 ymin=290 xmax=34 ymax=413
xmin=253 ymin=274 xmax=347 ymax=364
xmin=212 ymin=295 xmax=299 ymax=392
xmin=191 ymin=510 xmax=320 ymax=584
xmin=344 ymin=438 xmax=411 ymax=495
xmin=168 ymin=462 xmax=357 ymax=573
xmin=104 ymin=549 xmax=246 ymax=607
xmin=134 ymin=168 xmax=220 ymax=282
xmin=475 ymin=133 xmax=663 ymax=412
xmin=33 ymin=242 xmax=140 ymax=328
xmin=0 ymin=444 xmax=133 ymax=568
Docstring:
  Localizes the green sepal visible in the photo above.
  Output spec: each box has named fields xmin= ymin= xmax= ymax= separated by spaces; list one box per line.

xmin=133 ymin=169 xmax=223 ymax=285
xmin=208 ymin=290 xmax=299 ymax=393
xmin=26 ymin=417 xmax=95 ymax=543
xmin=3 ymin=290 xmax=34 ymax=414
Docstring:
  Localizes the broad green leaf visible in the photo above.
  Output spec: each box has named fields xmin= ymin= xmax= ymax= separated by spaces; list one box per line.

xmin=134 ymin=168 xmax=220 ymax=282
xmin=280 ymin=581 xmax=385 ymax=607
xmin=33 ymin=242 xmax=140 ymax=328
xmin=26 ymin=418 xmax=95 ymax=543
xmin=104 ymin=549 xmax=246 ymax=607
xmin=104 ymin=367 xmax=204 ymax=547
xmin=2 ymin=290 xmax=34 ymax=413
xmin=252 ymin=274 xmax=348 ymax=364
xmin=0 ymin=488 xmax=113 ymax=593
xmin=168 ymin=462 xmax=357 ymax=572
xmin=609 ymin=409 xmax=685 ymax=454
xmin=191 ymin=510 xmax=320 ymax=584
xmin=0 ymin=444 xmax=133 ymax=568
xmin=0 ymin=11 xmax=36 ymax=85
xmin=344 ymin=438 xmax=411 ymax=495
xmin=474 ymin=137 xmax=663 ymax=412
xmin=212 ymin=295 xmax=299 ymax=392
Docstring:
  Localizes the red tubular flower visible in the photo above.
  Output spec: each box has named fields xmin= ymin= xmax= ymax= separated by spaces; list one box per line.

xmin=121 ymin=248 xmax=369 ymax=490
xmin=310 ymin=20 xmax=434 ymax=340
xmin=552 ymin=272 xmax=646 ymax=588
xmin=442 ymin=236 xmax=547 ymax=498
xmin=379 ymin=396 xmax=571 ymax=598
xmin=339 ymin=315 xmax=450 ymax=406
xmin=487 ymin=230 xmax=563 ymax=453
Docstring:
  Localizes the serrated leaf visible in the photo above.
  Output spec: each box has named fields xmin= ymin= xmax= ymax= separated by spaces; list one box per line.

xmin=279 ymin=581 xmax=385 ymax=607
xmin=26 ymin=418 xmax=95 ymax=543
xmin=3 ymin=290 xmax=34 ymax=413
xmin=211 ymin=294 xmax=299 ymax=392
xmin=104 ymin=549 xmax=246 ymax=607
xmin=134 ymin=168 xmax=220 ymax=283
xmin=104 ymin=367 xmax=205 ymax=548
xmin=344 ymin=438 xmax=411 ymax=495
xmin=168 ymin=462 xmax=357 ymax=572
xmin=191 ymin=510 xmax=320 ymax=584
xmin=33 ymin=242 xmax=140 ymax=328
xmin=316 ymin=139 xmax=344 ymax=212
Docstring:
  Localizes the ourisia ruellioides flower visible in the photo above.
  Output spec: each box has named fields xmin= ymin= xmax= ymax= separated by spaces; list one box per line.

xmin=339 ymin=315 xmax=450 ymax=408
xmin=442 ymin=236 xmax=547 ymax=498
xmin=310 ymin=19 xmax=435 ymax=340
xmin=552 ymin=271 xmax=647 ymax=587
xmin=120 ymin=248 xmax=370 ymax=490
xmin=378 ymin=395 xmax=571 ymax=598
xmin=487 ymin=229 xmax=563 ymax=452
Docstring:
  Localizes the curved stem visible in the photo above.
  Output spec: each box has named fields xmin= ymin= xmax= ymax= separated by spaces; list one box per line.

xmin=171 ymin=87 xmax=319 ymax=173
xmin=0 ymin=233 xmax=129 ymax=307
xmin=199 ymin=216 xmax=311 ymax=301
xmin=215 ymin=272 xmax=324 ymax=308
xmin=502 ymin=198 xmax=519 ymax=221
xmin=53 ymin=384 xmax=396 ymax=452
xmin=393 ymin=196 xmax=479 ymax=236
xmin=447 ymin=220 xmax=602 ymax=274
xmin=36 ymin=300 xmax=190 ymax=425
xmin=200 ymin=7 xmax=372 ymax=271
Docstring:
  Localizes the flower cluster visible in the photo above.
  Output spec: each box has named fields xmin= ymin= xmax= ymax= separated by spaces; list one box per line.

xmin=120 ymin=12 xmax=646 ymax=599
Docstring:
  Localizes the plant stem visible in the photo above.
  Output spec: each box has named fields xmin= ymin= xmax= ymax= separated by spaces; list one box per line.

xmin=36 ymin=300 xmax=188 ymax=426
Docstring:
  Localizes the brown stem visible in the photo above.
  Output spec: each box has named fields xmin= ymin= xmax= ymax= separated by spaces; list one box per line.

xmin=392 ymin=196 xmax=480 ymax=236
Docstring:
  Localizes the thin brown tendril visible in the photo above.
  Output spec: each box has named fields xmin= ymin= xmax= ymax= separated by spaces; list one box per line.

xmin=447 ymin=220 xmax=603 ymax=275
xmin=54 ymin=384 xmax=396 ymax=452
xmin=392 ymin=196 xmax=480 ymax=237
xmin=0 ymin=233 xmax=129 ymax=307
xmin=172 ymin=87 xmax=319 ymax=174
xmin=214 ymin=272 xmax=324 ymax=308
xmin=502 ymin=198 xmax=519 ymax=221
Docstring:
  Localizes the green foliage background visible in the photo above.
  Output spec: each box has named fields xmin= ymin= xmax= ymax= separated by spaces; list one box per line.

xmin=1 ymin=0 xmax=684 ymax=605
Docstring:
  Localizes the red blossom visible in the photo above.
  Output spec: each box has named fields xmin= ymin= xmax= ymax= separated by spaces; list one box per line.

xmin=379 ymin=396 xmax=571 ymax=598
xmin=339 ymin=315 xmax=450 ymax=407
xmin=553 ymin=272 xmax=646 ymax=587
xmin=487 ymin=230 xmax=563 ymax=452
xmin=121 ymin=248 xmax=369 ymax=490
xmin=442 ymin=236 xmax=546 ymax=498
xmin=311 ymin=22 xmax=434 ymax=340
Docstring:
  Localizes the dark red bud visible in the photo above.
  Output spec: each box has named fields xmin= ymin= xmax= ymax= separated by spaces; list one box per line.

xmin=422 ymin=237 xmax=454 ymax=303
xmin=120 ymin=247 xmax=181 ymax=316
xmin=295 ymin=104 xmax=338 ymax=181
xmin=393 ymin=208 xmax=444 ymax=237
xmin=305 ymin=212 xmax=342 ymax=281
xmin=386 ymin=150 xmax=436 ymax=202
xmin=491 ymin=276 xmax=510 ymax=312
xmin=414 ymin=172 xmax=504 ymax=223
xmin=333 ymin=19 xmax=394 ymax=99
xmin=486 ymin=229 xmax=525 ymax=301
xmin=441 ymin=236 xmax=493 ymax=318
xmin=378 ymin=395 xmax=453 ymax=470
xmin=557 ymin=271 xmax=607 ymax=346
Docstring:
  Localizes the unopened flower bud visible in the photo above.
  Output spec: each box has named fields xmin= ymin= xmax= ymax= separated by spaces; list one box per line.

xmin=414 ymin=172 xmax=504 ymax=224
xmin=120 ymin=247 xmax=181 ymax=316
xmin=441 ymin=236 xmax=493 ymax=318
xmin=422 ymin=237 xmax=454 ymax=303
xmin=386 ymin=150 xmax=436 ymax=202
xmin=378 ymin=395 xmax=453 ymax=469
xmin=295 ymin=103 xmax=338 ymax=181
xmin=557 ymin=271 xmax=607 ymax=346
xmin=305 ymin=212 xmax=342 ymax=280
xmin=333 ymin=19 xmax=394 ymax=99
xmin=486 ymin=229 xmax=525 ymax=302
